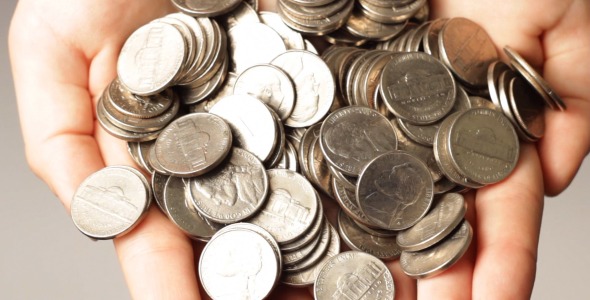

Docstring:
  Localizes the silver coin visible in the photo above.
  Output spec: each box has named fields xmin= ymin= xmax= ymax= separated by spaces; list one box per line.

xmin=189 ymin=147 xmax=268 ymax=224
xmin=332 ymin=178 xmax=376 ymax=228
xmin=314 ymin=251 xmax=395 ymax=300
xmin=297 ymin=123 xmax=322 ymax=179
xmin=96 ymin=95 xmax=161 ymax=142
xmin=210 ymin=95 xmax=278 ymax=163
xmin=380 ymin=52 xmax=456 ymax=125
xmin=136 ymin=141 xmax=156 ymax=174
xmin=219 ymin=0 xmax=260 ymax=30
xmin=447 ymin=108 xmax=519 ymax=185
xmin=308 ymin=136 xmax=334 ymax=197
xmin=508 ymin=75 xmax=545 ymax=141
xmin=163 ymin=176 xmax=222 ymax=240
xmin=154 ymin=113 xmax=233 ymax=177
xmin=304 ymin=39 xmax=319 ymax=54
xmin=117 ymin=22 xmax=185 ymax=96
xmin=397 ymin=193 xmax=466 ymax=251
xmin=259 ymin=11 xmax=306 ymax=50
xmin=422 ymin=18 xmax=448 ymax=58
xmin=234 ymin=64 xmax=296 ymax=121
xmin=228 ymin=22 xmax=286 ymax=74
xmin=433 ymin=176 xmax=457 ymax=194
xmin=278 ymin=0 xmax=353 ymax=36
xmin=271 ymin=50 xmax=336 ymax=128
xmin=284 ymin=222 xmax=334 ymax=273
xmin=171 ymin=0 xmax=242 ymax=17
xmin=320 ymin=106 xmax=398 ymax=176
xmin=346 ymin=8 xmax=407 ymax=41
xmin=282 ymin=218 xmax=326 ymax=266
xmin=357 ymin=150 xmax=434 ymax=230
xmin=470 ymin=96 xmax=499 ymax=111
xmin=71 ymin=166 xmax=150 ymax=240
xmin=281 ymin=220 xmax=341 ymax=287
xmin=329 ymin=165 xmax=357 ymax=191
xmin=189 ymin=72 xmax=238 ymax=113
xmin=151 ymin=171 xmax=169 ymax=214
xmin=108 ymin=78 xmax=173 ymax=119
xmin=438 ymin=17 xmax=498 ymax=88
xmin=247 ymin=169 xmax=319 ymax=244
xmin=280 ymin=197 xmax=325 ymax=252
xmin=177 ymin=57 xmax=229 ymax=105
xmin=338 ymin=209 xmax=402 ymax=260
xmin=199 ymin=224 xmax=280 ymax=300
xmin=358 ymin=0 xmax=426 ymax=24
xmin=400 ymin=220 xmax=473 ymax=279
xmin=487 ymin=60 xmax=512 ymax=108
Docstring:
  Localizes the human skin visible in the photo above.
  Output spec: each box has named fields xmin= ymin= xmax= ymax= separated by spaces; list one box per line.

xmin=9 ymin=0 xmax=590 ymax=299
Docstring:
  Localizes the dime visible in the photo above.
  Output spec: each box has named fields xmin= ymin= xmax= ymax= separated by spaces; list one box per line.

xmin=154 ymin=113 xmax=232 ymax=177
xmin=234 ymin=64 xmax=295 ymax=121
xmin=117 ymin=22 xmax=185 ymax=96
xmin=380 ymin=52 xmax=456 ymax=125
xmin=397 ymin=193 xmax=465 ymax=251
xmin=320 ymin=106 xmax=398 ymax=177
xmin=338 ymin=209 xmax=401 ymax=260
xmin=189 ymin=147 xmax=268 ymax=224
xmin=314 ymin=251 xmax=395 ymax=300
xmin=271 ymin=50 xmax=336 ymax=128
xmin=71 ymin=166 xmax=150 ymax=240
xmin=357 ymin=150 xmax=434 ymax=230
xmin=248 ymin=169 xmax=319 ymax=244
xmin=199 ymin=224 xmax=280 ymax=300
xmin=400 ymin=220 xmax=473 ymax=279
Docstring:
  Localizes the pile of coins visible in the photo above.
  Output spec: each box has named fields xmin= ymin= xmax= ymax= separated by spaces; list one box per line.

xmin=68 ymin=0 xmax=568 ymax=299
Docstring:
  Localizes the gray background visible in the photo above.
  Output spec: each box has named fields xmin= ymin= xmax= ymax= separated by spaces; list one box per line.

xmin=1 ymin=1 xmax=588 ymax=299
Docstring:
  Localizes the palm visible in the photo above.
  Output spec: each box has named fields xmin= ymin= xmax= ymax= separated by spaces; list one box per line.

xmin=10 ymin=0 xmax=589 ymax=299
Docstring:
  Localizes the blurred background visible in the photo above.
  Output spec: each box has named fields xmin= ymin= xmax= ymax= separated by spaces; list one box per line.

xmin=1 ymin=1 xmax=588 ymax=299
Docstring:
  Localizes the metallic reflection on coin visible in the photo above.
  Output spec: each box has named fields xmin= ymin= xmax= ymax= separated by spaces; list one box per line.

xmin=71 ymin=166 xmax=150 ymax=240
xmin=228 ymin=22 xmax=286 ymax=73
xmin=199 ymin=224 xmax=280 ymax=300
xmin=400 ymin=220 xmax=472 ymax=279
xmin=314 ymin=251 xmax=395 ymax=300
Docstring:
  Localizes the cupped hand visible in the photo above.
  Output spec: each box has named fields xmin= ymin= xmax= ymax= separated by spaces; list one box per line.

xmin=10 ymin=0 xmax=590 ymax=299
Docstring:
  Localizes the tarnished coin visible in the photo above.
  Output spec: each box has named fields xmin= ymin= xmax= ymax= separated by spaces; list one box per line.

xmin=199 ymin=224 xmax=280 ymax=300
xmin=447 ymin=108 xmax=519 ymax=185
xmin=271 ymin=50 xmax=336 ymax=128
xmin=314 ymin=251 xmax=395 ymax=300
xmin=397 ymin=193 xmax=465 ymax=251
xmin=438 ymin=17 xmax=498 ymax=88
xmin=320 ymin=106 xmax=398 ymax=176
xmin=228 ymin=22 xmax=286 ymax=73
xmin=210 ymin=95 xmax=278 ymax=163
xmin=171 ymin=0 xmax=242 ymax=17
xmin=248 ymin=169 xmax=318 ymax=244
xmin=234 ymin=64 xmax=296 ymax=120
xmin=117 ymin=22 xmax=185 ymax=96
xmin=338 ymin=209 xmax=401 ymax=260
xmin=400 ymin=220 xmax=473 ymax=279
xmin=357 ymin=150 xmax=434 ymax=230
xmin=71 ymin=166 xmax=150 ymax=240
xmin=164 ymin=176 xmax=222 ymax=240
xmin=380 ymin=52 xmax=456 ymax=125
xmin=189 ymin=147 xmax=268 ymax=224
xmin=154 ymin=113 xmax=232 ymax=177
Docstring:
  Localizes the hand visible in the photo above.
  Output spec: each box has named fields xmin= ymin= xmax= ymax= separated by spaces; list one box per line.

xmin=10 ymin=1 xmax=590 ymax=300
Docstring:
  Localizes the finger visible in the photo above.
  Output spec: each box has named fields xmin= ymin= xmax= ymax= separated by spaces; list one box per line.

xmin=388 ymin=261 xmax=417 ymax=300
xmin=472 ymin=144 xmax=543 ymax=299
xmin=538 ymin=0 xmax=590 ymax=195
xmin=114 ymin=207 xmax=201 ymax=300
xmin=416 ymin=191 xmax=476 ymax=300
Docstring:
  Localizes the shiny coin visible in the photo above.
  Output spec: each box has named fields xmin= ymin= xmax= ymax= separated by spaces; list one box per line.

xmin=271 ymin=50 xmax=336 ymax=128
xmin=380 ymin=52 xmax=456 ymax=125
xmin=320 ymin=106 xmax=398 ymax=177
xmin=259 ymin=11 xmax=306 ymax=50
xmin=280 ymin=198 xmax=325 ymax=252
xmin=422 ymin=18 xmax=448 ymax=58
xmin=447 ymin=108 xmax=519 ymax=185
xmin=308 ymin=137 xmax=334 ymax=196
xmin=284 ymin=222 xmax=334 ymax=273
xmin=219 ymin=0 xmax=259 ymax=30
xmin=228 ymin=22 xmax=286 ymax=74
xmin=338 ymin=209 xmax=401 ymax=260
xmin=282 ymin=218 xmax=326 ymax=266
xmin=234 ymin=64 xmax=296 ymax=121
xmin=508 ymin=75 xmax=545 ymax=141
xmin=314 ymin=251 xmax=395 ymax=300
xmin=487 ymin=60 xmax=512 ymax=107
xmin=346 ymin=8 xmax=407 ymax=41
xmin=397 ymin=193 xmax=465 ymax=251
xmin=199 ymin=224 xmax=280 ymax=300
xmin=189 ymin=147 xmax=268 ymax=224
xmin=171 ymin=0 xmax=242 ymax=17
xmin=108 ymin=78 xmax=174 ymax=119
xmin=400 ymin=220 xmax=473 ymax=279
xmin=357 ymin=150 xmax=434 ymax=230
xmin=154 ymin=113 xmax=232 ymax=177
xmin=117 ymin=22 xmax=185 ymax=96
xmin=71 ymin=166 xmax=150 ymax=240
xmin=248 ymin=169 xmax=318 ymax=244
xmin=96 ymin=96 xmax=161 ymax=142
xmin=438 ymin=17 xmax=498 ymax=88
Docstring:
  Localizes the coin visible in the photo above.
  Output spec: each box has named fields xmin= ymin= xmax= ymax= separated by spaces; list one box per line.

xmin=199 ymin=224 xmax=280 ymax=299
xmin=171 ymin=0 xmax=243 ymax=17
xmin=228 ymin=22 xmax=286 ymax=73
xmin=397 ymin=193 xmax=465 ymax=251
xmin=357 ymin=150 xmax=434 ymax=230
xmin=71 ymin=166 xmax=150 ymax=240
xmin=400 ymin=220 xmax=473 ymax=279
xmin=259 ymin=11 xmax=306 ymax=50
xmin=189 ymin=147 xmax=268 ymax=224
xmin=508 ymin=75 xmax=545 ymax=141
xmin=314 ymin=251 xmax=395 ymax=300
xmin=346 ymin=8 xmax=407 ymax=41
xmin=154 ymin=113 xmax=233 ymax=177
xmin=283 ymin=222 xmax=334 ymax=273
xmin=487 ymin=60 xmax=512 ymax=107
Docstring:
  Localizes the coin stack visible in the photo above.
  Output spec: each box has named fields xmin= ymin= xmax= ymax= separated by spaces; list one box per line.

xmin=70 ymin=0 xmax=568 ymax=298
